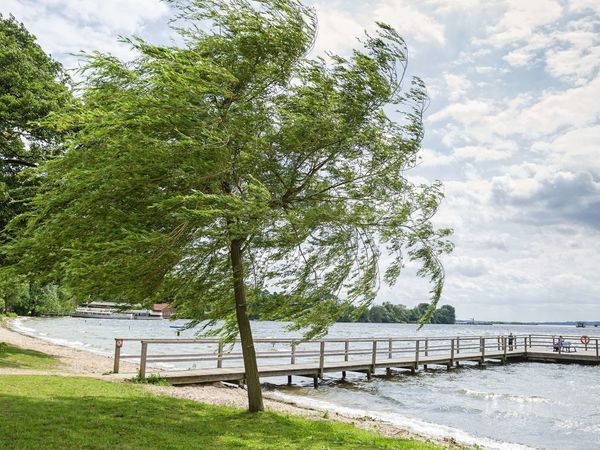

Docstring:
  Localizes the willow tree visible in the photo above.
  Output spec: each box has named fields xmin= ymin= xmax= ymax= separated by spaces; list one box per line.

xmin=3 ymin=0 xmax=452 ymax=412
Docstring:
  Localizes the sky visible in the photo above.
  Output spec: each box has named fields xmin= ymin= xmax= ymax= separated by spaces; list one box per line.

xmin=2 ymin=0 xmax=599 ymax=321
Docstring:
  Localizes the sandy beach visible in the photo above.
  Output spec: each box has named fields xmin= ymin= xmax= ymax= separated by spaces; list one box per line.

xmin=0 ymin=318 xmax=459 ymax=448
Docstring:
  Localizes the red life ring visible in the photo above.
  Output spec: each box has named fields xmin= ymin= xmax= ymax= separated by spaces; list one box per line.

xmin=581 ymin=336 xmax=590 ymax=345
xmin=116 ymin=339 xmax=123 ymax=348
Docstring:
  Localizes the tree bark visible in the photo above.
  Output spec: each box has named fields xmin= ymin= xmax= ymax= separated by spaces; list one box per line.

xmin=230 ymin=238 xmax=264 ymax=412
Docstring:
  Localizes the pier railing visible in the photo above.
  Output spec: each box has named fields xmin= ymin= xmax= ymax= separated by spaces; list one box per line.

xmin=112 ymin=334 xmax=600 ymax=377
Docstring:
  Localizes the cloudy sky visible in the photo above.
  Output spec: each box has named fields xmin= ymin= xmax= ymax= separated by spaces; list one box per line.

xmin=3 ymin=0 xmax=599 ymax=321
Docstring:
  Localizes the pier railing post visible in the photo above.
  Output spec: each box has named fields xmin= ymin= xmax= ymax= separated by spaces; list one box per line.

xmin=415 ymin=339 xmax=420 ymax=369
xmin=291 ymin=341 xmax=296 ymax=365
xmin=388 ymin=338 xmax=393 ymax=359
xmin=372 ymin=340 xmax=378 ymax=369
xmin=319 ymin=341 xmax=325 ymax=378
xmin=450 ymin=338 xmax=455 ymax=367
xmin=344 ymin=340 xmax=349 ymax=362
xmin=528 ymin=334 xmax=532 ymax=349
xmin=424 ymin=338 xmax=429 ymax=370
xmin=596 ymin=339 xmax=599 ymax=360
xmin=456 ymin=336 xmax=460 ymax=354
xmin=503 ymin=336 xmax=507 ymax=363
xmin=480 ymin=337 xmax=485 ymax=366
xmin=139 ymin=341 xmax=148 ymax=379
xmin=217 ymin=341 xmax=223 ymax=368
xmin=113 ymin=339 xmax=121 ymax=374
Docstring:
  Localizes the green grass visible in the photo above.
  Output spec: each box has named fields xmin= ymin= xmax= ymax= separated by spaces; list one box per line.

xmin=0 ymin=376 xmax=441 ymax=449
xmin=0 ymin=342 xmax=60 ymax=369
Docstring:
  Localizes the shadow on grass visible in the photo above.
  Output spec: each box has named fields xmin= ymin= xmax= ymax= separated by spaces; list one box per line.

xmin=0 ymin=376 xmax=435 ymax=450
xmin=0 ymin=342 xmax=58 ymax=369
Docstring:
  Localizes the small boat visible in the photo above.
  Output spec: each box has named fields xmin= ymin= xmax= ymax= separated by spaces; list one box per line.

xmin=576 ymin=321 xmax=585 ymax=328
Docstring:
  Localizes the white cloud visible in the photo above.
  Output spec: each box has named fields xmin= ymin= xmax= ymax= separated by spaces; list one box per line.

xmin=533 ymin=125 xmax=600 ymax=175
xmin=417 ymin=148 xmax=455 ymax=167
xmin=428 ymin=99 xmax=491 ymax=124
xmin=373 ymin=0 xmax=446 ymax=45
xmin=569 ymin=0 xmax=600 ymax=14
xmin=501 ymin=33 xmax=552 ymax=66
xmin=312 ymin=5 xmax=366 ymax=56
xmin=1 ymin=0 xmax=170 ymax=67
xmin=453 ymin=145 xmax=512 ymax=161
xmin=443 ymin=73 xmax=472 ymax=101
xmin=479 ymin=0 xmax=562 ymax=48
xmin=426 ymin=0 xmax=483 ymax=15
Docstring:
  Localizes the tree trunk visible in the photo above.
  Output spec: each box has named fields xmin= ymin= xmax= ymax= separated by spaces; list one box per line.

xmin=230 ymin=238 xmax=264 ymax=412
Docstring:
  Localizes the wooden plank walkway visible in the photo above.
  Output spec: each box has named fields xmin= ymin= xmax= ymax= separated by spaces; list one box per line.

xmin=110 ymin=334 xmax=600 ymax=386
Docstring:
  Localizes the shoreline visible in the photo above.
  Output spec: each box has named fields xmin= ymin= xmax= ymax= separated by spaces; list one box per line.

xmin=1 ymin=316 xmax=483 ymax=449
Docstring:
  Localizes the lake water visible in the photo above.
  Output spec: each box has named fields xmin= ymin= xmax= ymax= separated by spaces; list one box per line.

xmin=11 ymin=317 xmax=600 ymax=450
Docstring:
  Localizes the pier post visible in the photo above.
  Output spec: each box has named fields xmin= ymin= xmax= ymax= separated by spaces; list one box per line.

xmin=596 ymin=339 xmax=599 ymax=360
xmin=388 ymin=338 xmax=393 ymax=360
xmin=524 ymin=337 xmax=528 ymax=357
xmin=424 ymin=338 xmax=429 ymax=370
xmin=450 ymin=338 xmax=455 ymax=367
xmin=139 ymin=341 xmax=148 ymax=379
xmin=456 ymin=336 xmax=460 ymax=354
xmin=313 ymin=376 xmax=318 ymax=389
xmin=502 ymin=336 xmax=507 ymax=364
xmin=344 ymin=340 xmax=349 ymax=362
xmin=319 ymin=341 xmax=325 ymax=378
xmin=287 ymin=376 xmax=292 ymax=385
xmin=217 ymin=341 xmax=223 ymax=368
xmin=528 ymin=334 xmax=532 ymax=350
xmin=342 ymin=371 xmax=346 ymax=380
xmin=113 ymin=339 xmax=121 ymax=374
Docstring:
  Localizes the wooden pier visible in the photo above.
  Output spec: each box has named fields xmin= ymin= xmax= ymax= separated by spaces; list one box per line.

xmin=111 ymin=334 xmax=600 ymax=386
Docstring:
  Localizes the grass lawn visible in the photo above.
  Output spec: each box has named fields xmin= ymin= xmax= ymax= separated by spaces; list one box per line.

xmin=0 ymin=342 xmax=60 ymax=369
xmin=0 ymin=375 xmax=442 ymax=449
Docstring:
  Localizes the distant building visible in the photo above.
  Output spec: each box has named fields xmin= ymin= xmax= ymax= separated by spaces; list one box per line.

xmin=153 ymin=303 xmax=175 ymax=318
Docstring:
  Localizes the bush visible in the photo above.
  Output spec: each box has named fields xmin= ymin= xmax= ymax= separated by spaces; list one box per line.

xmin=130 ymin=372 xmax=170 ymax=386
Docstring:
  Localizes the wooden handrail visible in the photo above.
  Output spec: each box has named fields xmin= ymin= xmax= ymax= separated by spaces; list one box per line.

xmin=117 ymin=334 xmax=600 ymax=379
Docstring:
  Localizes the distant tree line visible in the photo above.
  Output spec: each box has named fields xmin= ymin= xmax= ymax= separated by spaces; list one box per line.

xmin=338 ymin=302 xmax=455 ymax=324
xmin=0 ymin=282 xmax=75 ymax=317
xmin=250 ymin=292 xmax=455 ymax=325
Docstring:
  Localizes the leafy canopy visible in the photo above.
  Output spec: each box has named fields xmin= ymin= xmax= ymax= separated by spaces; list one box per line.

xmin=4 ymin=0 xmax=453 ymax=339
xmin=0 ymin=13 xmax=70 ymax=231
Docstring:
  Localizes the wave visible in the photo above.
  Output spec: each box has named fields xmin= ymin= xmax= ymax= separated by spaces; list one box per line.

xmin=268 ymin=391 xmax=535 ymax=450
xmin=460 ymin=388 xmax=552 ymax=404
xmin=8 ymin=317 xmax=112 ymax=357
